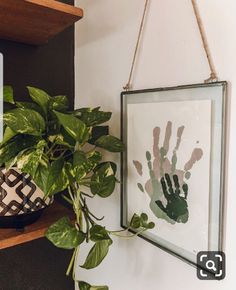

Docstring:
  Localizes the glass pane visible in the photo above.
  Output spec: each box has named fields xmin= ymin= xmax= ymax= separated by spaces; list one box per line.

xmin=121 ymin=82 xmax=226 ymax=267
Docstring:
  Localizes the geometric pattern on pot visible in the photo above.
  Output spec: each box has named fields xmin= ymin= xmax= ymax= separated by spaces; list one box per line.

xmin=0 ymin=168 xmax=53 ymax=216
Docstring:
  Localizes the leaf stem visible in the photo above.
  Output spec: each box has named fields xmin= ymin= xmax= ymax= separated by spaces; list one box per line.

xmin=73 ymin=246 xmax=80 ymax=281
xmin=110 ymin=229 xmax=146 ymax=239
xmin=86 ymin=207 xmax=104 ymax=221
xmin=46 ymin=143 xmax=57 ymax=156
xmin=66 ymin=249 xmax=76 ymax=276
xmin=84 ymin=211 xmax=90 ymax=243
xmin=81 ymin=191 xmax=94 ymax=198
xmin=62 ymin=194 xmax=73 ymax=205
xmin=68 ymin=186 xmax=75 ymax=203
xmin=109 ymin=228 xmax=129 ymax=234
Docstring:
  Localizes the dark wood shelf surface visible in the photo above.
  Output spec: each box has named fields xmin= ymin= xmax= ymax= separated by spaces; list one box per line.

xmin=0 ymin=201 xmax=74 ymax=250
xmin=0 ymin=0 xmax=83 ymax=45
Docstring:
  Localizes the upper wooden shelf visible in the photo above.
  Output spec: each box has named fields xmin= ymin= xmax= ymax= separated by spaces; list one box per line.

xmin=0 ymin=201 xmax=75 ymax=250
xmin=0 ymin=0 xmax=83 ymax=45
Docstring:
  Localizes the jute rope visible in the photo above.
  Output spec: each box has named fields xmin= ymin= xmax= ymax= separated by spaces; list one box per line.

xmin=191 ymin=0 xmax=218 ymax=83
xmin=123 ymin=0 xmax=150 ymax=91
xmin=124 ymin=0 xmax=218 ymax=91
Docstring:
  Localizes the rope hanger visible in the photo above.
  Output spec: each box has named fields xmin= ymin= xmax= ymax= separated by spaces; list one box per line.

xmin=191 ymin=0 xmax=218 ymax=83
xmin=123 ymin=0 xmax=149 ymax=91
xmin=124 ymin=0 xmax=219 ymax=91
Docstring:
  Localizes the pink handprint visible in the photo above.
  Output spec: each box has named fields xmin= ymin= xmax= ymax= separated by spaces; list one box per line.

xmin=133 ymin=121 xmax=203 ymax=224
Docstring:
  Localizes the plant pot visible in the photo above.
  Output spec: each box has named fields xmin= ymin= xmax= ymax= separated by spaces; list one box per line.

xmin=0 ymin=168 xmax=53 ymax=229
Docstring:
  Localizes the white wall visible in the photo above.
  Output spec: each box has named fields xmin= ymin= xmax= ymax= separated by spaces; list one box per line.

xmin=75 ymin=1 xmax=236 ymax=289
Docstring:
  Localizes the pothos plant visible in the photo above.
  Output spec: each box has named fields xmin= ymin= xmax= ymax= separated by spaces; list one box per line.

xmin=1 ymin=86 xmax=155 ymax=290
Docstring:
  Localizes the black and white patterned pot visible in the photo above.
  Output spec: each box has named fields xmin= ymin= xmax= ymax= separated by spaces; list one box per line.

xmin=0 ymin=168 xmax=53 ymax=228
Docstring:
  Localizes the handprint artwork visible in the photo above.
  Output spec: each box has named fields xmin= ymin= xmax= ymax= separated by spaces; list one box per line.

xmin=122 ymin=83 xmax=225 ymax=264
xmin=133 ymin=121 xmax=203 ymax=224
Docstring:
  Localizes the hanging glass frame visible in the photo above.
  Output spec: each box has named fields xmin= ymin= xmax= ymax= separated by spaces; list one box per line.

xmin=121 ymin=82 xmax=227 ymax=270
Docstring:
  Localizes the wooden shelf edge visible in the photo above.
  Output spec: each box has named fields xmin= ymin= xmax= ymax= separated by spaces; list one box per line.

xmin=0 ymin=201 xmax=75 ymax=250
xmin=0 ymin=0 xmax=84 ymax=45
xmin=0 ymin=228 xmax=46 ymax=250
xmin=26 ymin=0 xmax=83 ymax=18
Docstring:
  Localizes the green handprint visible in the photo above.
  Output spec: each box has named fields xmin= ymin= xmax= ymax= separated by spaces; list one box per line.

xmin=156 ymin=174 xmax=189 ymax=223
xmin=144 ymin=150 xmax=176 ymax=224
xmin=133 ymin=121 xmax=203 ymax=224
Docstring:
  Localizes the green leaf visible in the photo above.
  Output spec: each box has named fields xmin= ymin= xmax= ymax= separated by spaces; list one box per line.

xmin=64 ymin=162 xmax=76 ymax=184
xmin=4 ymin=108 xmax=45 ymax=136
xmin=47 ymin=159 xmax=69 ymax=196
xmin=130 ymin=213 xmax=155 ymax=230
xmin=147 ymin=222 xmax=155 ymax=229
xmin=73 ymin=151 xmax=88 ymax=180
xmin=78 ymin=282 xmax=91 ymax=290
xmin=91 ymin=163 xmax=116 ymax=198
xmin=0 ymin=135 xmax=39 ymax=167
xmin=16 ymin=101 xmax=45 ymax=116
xmin=73 ymin=151 xmax=102 ymax=181
xmin=33 ymin=159 xmax=69 ymax=196
xmin=87 ymin=151 xmax=102 ymax=164
xmin=73 ymin=151 xmax=87 ymax=167
xmin=90 ymin=225 xmax=110 ymax=242
xmin=60 ymin=127 xmax=76 ymax=147
xmin=48 ymin=134 xmax=74 ymax=149
xmin=140 ymin=213 xmax=148 ymax=222
xmin=94 ymin=162 xmax=117 ymax=175
xmin=140 ymin=213 xmax=152 ymax=229
xmin=17 ymin=140 xmax=46 ymax=178
xmin=2 ymin=126 xmax=17 ymax=144
xmin=33 ymin=165 xmax=49 ymax=192
xmin=130 ymin=214 xmax=141 ymax=229
xmin=90 ymin=286 xmax=109 ymax=290
xmin=27 ymin=86 xmax=51 ymax=114
xmin=18 ymin=150 xmax=42 ymax=178
xmin=73 ymin=107 xmax=112 ymax=126
xmin=46 ymin=158 xmax=64 ymax=194
xmin=46 ymin=217 xmax=85 ymax=250
xmin=81 ymin=239 xmax=112 ymax=270
xmin=3 ymin=86 xmax=14 ymax=104
xmin=78 ymin=281 xmax=108 ymax=290
xmin=50 ymin=95 xmax=69 ymax=111
xmin=89 ymin=126 xmax=109 ymax=145
xmin=95 ymin=135 xmax=125 ymax=152
xmin=54 ymin=111 xmax=89 ymax=144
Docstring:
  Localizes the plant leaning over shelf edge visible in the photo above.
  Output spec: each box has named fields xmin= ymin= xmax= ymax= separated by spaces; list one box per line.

xmin=1 ymin=86 xmax=155 ymax=290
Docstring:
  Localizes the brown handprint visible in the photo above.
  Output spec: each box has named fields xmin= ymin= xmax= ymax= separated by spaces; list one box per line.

xmin=133 ymin=121 xmax=203 ymax=224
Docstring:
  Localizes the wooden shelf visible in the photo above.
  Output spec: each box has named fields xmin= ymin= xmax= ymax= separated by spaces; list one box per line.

xmin=0 ymin=0 xmax=83 ymax=45
xmin=0 ymin=201 xmax=75 ymax=250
